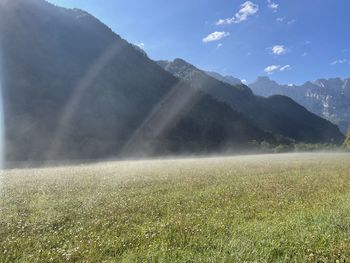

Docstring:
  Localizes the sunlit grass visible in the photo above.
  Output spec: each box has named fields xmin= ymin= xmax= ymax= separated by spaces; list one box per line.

xmin=1 ymin=153 xmax=350 ymax=262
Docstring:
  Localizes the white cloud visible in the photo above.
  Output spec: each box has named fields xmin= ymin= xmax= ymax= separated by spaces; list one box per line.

xmin=267 ymin=0 xmax=279 ymax=12
xmin=241 ymin=79 xmax=247 ymax=84
xmin=202 ymin=32 xmax=230 ymax=43
xmin=280 ymin=65 xmax=291 ymax=71
xmin=277 ymin=17 xmax=296 ymax=25
xmin=264 ymin=64 xmax=291 ymax=74
xmin=271 ymin=45 xmax=287 ymax=55
xmin=264 ymin=65 xmax=280 ymax=74
xmin=269 ymin=3 xmax=279 ymax=10
xmin=217 ymin=43 xmax=223 ymax=48
xmin=216 ymin=1 xmax=258 ymax=25
xmin=135 ymin=43 xmax=145 ymax=49
xmin=287 ymin=19 xmax=296 ymax=25
xmin=330 ymin=59 xmax=348 ymax=66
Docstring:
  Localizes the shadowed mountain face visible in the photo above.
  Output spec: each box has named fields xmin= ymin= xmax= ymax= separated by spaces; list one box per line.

xmin=250 ymin=76 xmax=350 ymax=134
xmin=0 ymin=0 xmax=277 ymax=164
xmin=158 ymin=59 xmax=345 ymax=144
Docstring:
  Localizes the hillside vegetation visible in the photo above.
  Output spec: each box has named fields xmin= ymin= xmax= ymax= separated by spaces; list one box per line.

xmin=158 ymin=59 xmax=344 ymax=144
xmin=250 ymin=76 xmax=350 ymax=134
xmin=345 ymin=129 xmax=350 ymax=149
xmin=1 ymin=153 xmax=350 ymax=262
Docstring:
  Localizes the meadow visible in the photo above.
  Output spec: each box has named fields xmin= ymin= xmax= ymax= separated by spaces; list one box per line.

xmin=1 ymin=153 xmax=350 ymax=262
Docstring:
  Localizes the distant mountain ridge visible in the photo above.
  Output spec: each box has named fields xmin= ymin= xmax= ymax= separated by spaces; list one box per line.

xmin=205 ymin=71 xmax=243 ymax=86
xmin=250 ymin=76 xmax=350 ymax=134
xmin=158 ymin=59 xmax=344 ymax=144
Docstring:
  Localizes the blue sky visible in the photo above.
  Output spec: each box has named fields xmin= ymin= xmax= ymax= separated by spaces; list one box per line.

xmin=48 ymin=0 xmax=350 ymax=85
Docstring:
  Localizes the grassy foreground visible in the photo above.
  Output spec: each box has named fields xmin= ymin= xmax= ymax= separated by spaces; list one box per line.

xmin=1 ymin=153 xmax=350 ymax=262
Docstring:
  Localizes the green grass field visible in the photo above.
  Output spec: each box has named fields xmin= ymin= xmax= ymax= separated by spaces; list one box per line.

xmin=1 ymin=153 xmax=350 ymax=262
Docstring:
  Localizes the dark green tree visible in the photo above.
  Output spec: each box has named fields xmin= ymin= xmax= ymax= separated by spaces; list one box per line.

xmin=344 ymin=128 xmax=350 ymax=150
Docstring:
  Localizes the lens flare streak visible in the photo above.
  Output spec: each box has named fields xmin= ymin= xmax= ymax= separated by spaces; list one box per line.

xmin=47 ymin=43 xmax=123 ymax=160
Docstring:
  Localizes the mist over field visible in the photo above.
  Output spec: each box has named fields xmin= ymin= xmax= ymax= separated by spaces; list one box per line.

xmin=1 ymin=153 xmax=350 ymax=261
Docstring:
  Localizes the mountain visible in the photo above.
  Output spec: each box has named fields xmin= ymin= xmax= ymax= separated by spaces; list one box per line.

xmin=0 ymin=0 xmax=276 ymax=164
xmin=205 ymin=71 xmax=243 ymax=86
xmin=158 ymin=59 xmax=344 ymax=144
xmin=250 ymin=76 xmax=350 ymax=134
